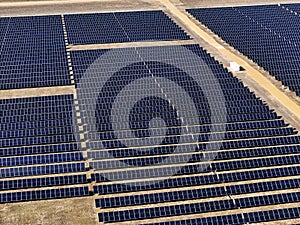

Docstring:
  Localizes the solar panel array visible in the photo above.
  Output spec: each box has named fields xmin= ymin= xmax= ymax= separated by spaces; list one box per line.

xmin=0 ymin=9 xmax=192 ymax=205
xmin=0 ymin=16 xmax=71 ymax=90
xmin=1 ymin=6 xmax=300 ymax=224
xmin=0 ymin=95 xmax=89 ymax=203
xmin=71 ymin=44 xmax=300 ymax=224
xmin=64 ymin=10 xmax=191 ymax=44
xmin=187 ymin=4 xmax=300 ymax=96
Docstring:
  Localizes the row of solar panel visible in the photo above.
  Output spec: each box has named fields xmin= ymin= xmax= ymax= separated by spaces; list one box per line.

xmin=0 ymin=59 xmax=68 ymax=66
xmin=88 ymin=142 xmax=300 ymax=163
xmin=142 ymin=206 xmax=300 ymax=225
xmin=0 ymin=111 xmax=73 ymax=124
xmin=91 ymin=154 xmax=300 ymax=178
xmin=0 ymin=152 xmax=83 ymax=167
xmin=0 ymin=143 xmax=80 ymax=157
xmin=0 ymin=94 xmax=73 ymax=105
xmin=94 ymin=104 xmax=270 ymax=116
xmin=0 ymin=81 xmax=71 ymax=90
xmin=0 ymin=162 xmax=85 ymax=178
xmin=0 ymin=49 xmax=67 ymax=56
xmin=96 ymin=181 xmax=300 ymax=208
xmin=74 ymin=76 xmax=244 ymax=91
xmin=83 ymin=119 xmax=286 ymax=134
xmin=92 ymin=165 xmax=300 ymax=194
xmin=88 ymin=126 xmax=293 ymax=142
xmin=74 ymin=79 xmax=249 ymax=93
xmin=80 ymin=91 xmax=258 ymax=104
xmin=87 ymin=135 xmax=300 ymax=158
xmin=92 ymin=110 xmax=277 ymax=128
xmin=0 ymin=120 xmax=74 ymax=132
xmin=0 ymin=186 xmax=89 ymax=203
xmin=0 ymin=126 xmax=75 ymax=139
xmin=0 ymin=105 xmax=73 ymax=117
xmin=71 ymin=57 xmax=221 ymax=69
xmin=0 ymin=134 xmax=76 ymax=148
xmin=86 ymin=62 xmax=226 ymax=72
xmin=0 ymin=71 xmax=69 ymax=78
xmin=98 ymin=192 xmax=300 ymax=222
xmin=69 ymin=43 xmax=214 ymax=61
xmin=86 ymin=112 xmax=278 ymax=129
xmin=0 ymin=174 xmax=87 ymax=190
xmin=86 ymin=128 xmax=295 ymax=148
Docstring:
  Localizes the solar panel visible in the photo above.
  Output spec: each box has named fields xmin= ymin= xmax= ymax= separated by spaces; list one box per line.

xmin=0 ymin=152 xmax=83 ymax=167
xmin=0 ymin=143 xmax=80 ymax=157
xmin=0 ymin=94 xmax=88 ymax=202
xmin=142 ymin=214 xmax=244 ymax=225
xmin=98 ymin=199 xmax=236 ymax=223
xmin=0 ymin=15 xmax=70 ymax=90
xmin=1 ymin=9 xmax=300 ymax=224
xmin=0 ymin=174 xmax=87 ymax=190
xmin=95 ymin=186 xmax=226 ymax=208
xmin=0 ymin=162 xmax=86 ymax=178
xmin=187 ymin=4 xmax=300 ymax=96
xmin=245 ymin=207 xmax=300 ymax=223
xmin=64 ymin=10 xmax=190 ymax=45
xmin=0 ymin=186 xmax=89 ymax=203
xmin=75 ymin=43 xmax=300 ymax=223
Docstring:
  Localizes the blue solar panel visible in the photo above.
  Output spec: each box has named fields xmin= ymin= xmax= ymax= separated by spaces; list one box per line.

xmin=95 ymin=186 xmax=226 ymax=208
xmin=245 ymin=207 xmax=300 ymax=223
xmin=0 ymin=186 xmax=89 ymax=203
xmin=93 ymin=164 xmax=300 ymax=196
xmin=64 ymin=10 xmax=190 ymax=45
xmin=0 ymin=95 xmax=78 ymax=149
xmin=0 ymin=174 xmax=87 ymax=190
xmin=79 ymin=43 xmax=300 ymax=223
xmin=220 ymin=165 xmax=300 ymax=183
xmin=0 ymin=152 xmax=83 ymax=167
xmin=0 ymin=93 xmax=88 ymax=202
xmin=0 ymin=162 xmax=86 ymax=178
xmin=0 ymin=15 xmax=70 ymax=90
xmin=284 ymin=3 xmax=300 ymax=13
xmin=98 ymin=199 xmax=236 ymax=223
xmin=187 ymin=4 xmax=300 ymax=96
xmin=142 ymin=214 xmax=244 ymax=225
xmin=0 ymin=143 xmax=80 ymax=157
xmin=236 ymin=192 xmax=300 ymax=208
xmin=227 ymin=178 xmax=300 ymax=195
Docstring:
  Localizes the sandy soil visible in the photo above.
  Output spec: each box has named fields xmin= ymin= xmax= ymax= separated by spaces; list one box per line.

xmin=178 ymin=0 xmax=300 ymax=8
xmin=0 ymin=0 xmax=159 ymax=17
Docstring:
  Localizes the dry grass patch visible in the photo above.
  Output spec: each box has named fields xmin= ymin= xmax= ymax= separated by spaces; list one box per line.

xmin=0 ymin=197 xmax=97 ymax=225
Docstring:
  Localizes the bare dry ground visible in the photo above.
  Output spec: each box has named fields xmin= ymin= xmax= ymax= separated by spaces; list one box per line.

xmin=0 ymin=0 xmax=159 ymax=17
xmin=0 ymin=197 xmax=97 ymax=225
xmin=178 ymin=0 xmax=300 ymax=7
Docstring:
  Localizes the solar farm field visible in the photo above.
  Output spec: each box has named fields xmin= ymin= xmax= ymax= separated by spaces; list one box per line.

xmin=1 ymin=0 xmax=300 ymax=225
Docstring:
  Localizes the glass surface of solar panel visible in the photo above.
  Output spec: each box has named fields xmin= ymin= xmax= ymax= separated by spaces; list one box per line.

xmin=73 ymin=43 xmax=300 ymax=223
xmin=0 ymin=16 xmax=70 ymax=90
xmin=187 ymin=4 xmax=300 ymax=97
xmin=64 ymin=10 xmax=190 ymax=45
